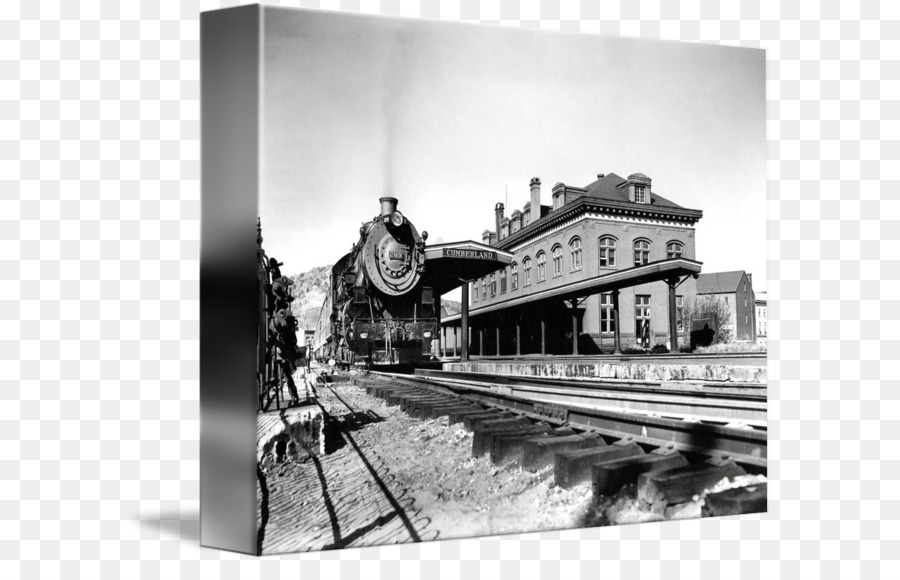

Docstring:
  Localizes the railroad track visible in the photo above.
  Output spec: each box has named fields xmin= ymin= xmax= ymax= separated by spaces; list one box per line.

xmin=414 ymin=369 xmax=766 ymax=426
xmin=351 ymin=371 xmax=767 ymax=519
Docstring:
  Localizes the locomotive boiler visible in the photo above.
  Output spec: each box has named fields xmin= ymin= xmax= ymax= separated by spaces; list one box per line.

xmin=317 ymin=197 xmax=437 ymax=367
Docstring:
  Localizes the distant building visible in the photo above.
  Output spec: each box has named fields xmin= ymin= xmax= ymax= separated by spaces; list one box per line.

xmin=696 ymin=271 xmax=757 ymax=342
xmin=755 ymin=291 xmax=767 ymax=345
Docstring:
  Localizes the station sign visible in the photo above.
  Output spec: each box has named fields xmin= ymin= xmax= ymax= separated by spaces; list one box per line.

xmin=442 ymin=248 xmax=496 ymax=260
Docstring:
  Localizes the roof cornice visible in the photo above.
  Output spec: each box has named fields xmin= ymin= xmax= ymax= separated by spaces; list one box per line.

xmin=496 ymin=196 xmax=703 ymax=250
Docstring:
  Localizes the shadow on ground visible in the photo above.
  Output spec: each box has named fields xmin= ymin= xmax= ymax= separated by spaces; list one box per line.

xmin=138 ymin=510 xmax=200 ymax=543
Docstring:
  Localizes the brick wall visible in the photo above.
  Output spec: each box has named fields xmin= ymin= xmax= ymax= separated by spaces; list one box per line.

xmin=470 ymin=212 xmax=698 ymax=352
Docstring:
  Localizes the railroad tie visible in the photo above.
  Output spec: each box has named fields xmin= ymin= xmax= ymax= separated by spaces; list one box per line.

xmin=470 ymin=417 xmax=534 ymax=456
xmin=403 ymin=396 xmax=454 ymax=417
xmin=402 ymin=396 xmax=450 ymax=417
xmin=475 ymin=423 xmax=555 ymax=460
xmin=462 ymin=411 xmax=515 ymax=431
xmin=636 ymin=459 xmax=747 ymax=515
xmin=701 ymin=482 xmax=767 ymax=517
xmin=521 ymin=433 xmax=606 ymax=472
xmin=591 ymin=451 xmax=688 ymax=499
xmin=366 ymin=384 xmax=406 ymax=399
xmin=420 ymin=403 xmax=482 ymax=420
xmin=488 ymin=427 xmax=575 ymax=465
xmin=397 ymin=389 xmax=432 ymax=411
xmin=384 ymin=388 xmax=420 ymax=406
xmin=554 ymin=441 xmax=645 ymax=489
xmin=446 ymin=407 xmax=497 ymax=425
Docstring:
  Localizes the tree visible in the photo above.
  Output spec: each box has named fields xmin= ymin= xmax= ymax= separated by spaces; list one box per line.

xmin=683 ymin=295 xmax=732 ymax=345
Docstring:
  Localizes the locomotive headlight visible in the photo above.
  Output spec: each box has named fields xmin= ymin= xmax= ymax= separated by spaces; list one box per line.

xmin=423 ymin=331 xmax=432 ymax=338
xmin=390 ymin=211 xmax=404 ymax=227
xmin=359 ymin=332 xmax=368 ymax=339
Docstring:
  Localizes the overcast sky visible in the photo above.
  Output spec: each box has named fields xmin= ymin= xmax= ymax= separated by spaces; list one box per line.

xmin=260 ymin=8 xmax=766 ymax=299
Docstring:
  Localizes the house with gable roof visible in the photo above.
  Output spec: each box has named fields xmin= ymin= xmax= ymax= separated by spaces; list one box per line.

xmin=695 ymin=270 xmax=757 ymax=342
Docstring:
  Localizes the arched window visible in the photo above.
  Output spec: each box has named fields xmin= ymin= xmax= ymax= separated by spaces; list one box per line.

xmin=511 ymin=262 xmax=518 ymax=290
xmin=500 ymin=268 xmax=507 ymax=293
xmin=490 ymin=273 xmax=497 ymax=296
xmin=569 ymin=237 xmax=582 ymax=271
xmin=551 ymin=245 xmax=563 ymax=277
xmin=666 ymin=241 xmax=683 ymax=259
xmin=481 ymin=278 xmax=487 ymax=300
xmin=599 ymin=236 xmax=616 ymax=268
xmin=523 ymin=257 xmax=532 ymax=285
xmin=634 ymin=239 xmax=650 ymax=266
xmin=536 ymin=251 xmax=546 ymax=281
xmin=472 ymin=280 xmax=478 ymax=302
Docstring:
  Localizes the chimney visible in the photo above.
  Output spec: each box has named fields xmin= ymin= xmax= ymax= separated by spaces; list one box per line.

xmin=379 ymin=197 xmax=398 ymax=216
xmin=529 ymin=177 xmax=541 ymax=223
xmin=746 ymin=273 xmax=753 ymax=288
xmin=494 ymin=202 xmax=505 ymax=242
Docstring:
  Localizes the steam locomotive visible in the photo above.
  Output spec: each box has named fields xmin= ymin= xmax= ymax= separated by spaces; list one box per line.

xmin=313 ymin=197 xmax=437 ymax=368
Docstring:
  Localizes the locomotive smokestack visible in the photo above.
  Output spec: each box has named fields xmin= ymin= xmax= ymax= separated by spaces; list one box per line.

xmin=379 ymin=197 xmax=398 ymax=217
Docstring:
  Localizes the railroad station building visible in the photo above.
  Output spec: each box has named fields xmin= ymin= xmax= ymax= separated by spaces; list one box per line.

xmin=441 ymin=172 xmax=706 ymax=355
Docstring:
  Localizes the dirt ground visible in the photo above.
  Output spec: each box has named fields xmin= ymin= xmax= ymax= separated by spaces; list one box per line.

xmin=258 ymin=370 xmax=678 ymax=553
xmin=325 ymin=380 xmax=595 ymax=541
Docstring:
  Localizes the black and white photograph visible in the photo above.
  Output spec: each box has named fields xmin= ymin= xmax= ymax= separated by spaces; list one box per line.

xmin=10 ymin=0 xmax=899 ymax=576
xmin=251 ymin=5 xmax=767 ymax=555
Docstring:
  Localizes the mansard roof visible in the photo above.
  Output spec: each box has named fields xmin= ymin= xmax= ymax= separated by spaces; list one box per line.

xmin=580 ymin=173 xmax=684 ymax=210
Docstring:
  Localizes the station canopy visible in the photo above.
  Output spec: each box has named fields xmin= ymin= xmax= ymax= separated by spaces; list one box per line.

xmin=441 ymin=257 xmax=703 ymax=323
xmin=423 ymin=241 xmax=514 ymax=295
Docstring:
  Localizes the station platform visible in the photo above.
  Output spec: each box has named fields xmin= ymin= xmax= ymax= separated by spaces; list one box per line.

xmin=440 ymin=354 xmax=767 ymax=385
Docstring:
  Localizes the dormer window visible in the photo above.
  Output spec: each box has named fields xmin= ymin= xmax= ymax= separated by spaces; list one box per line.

xmin=625 ymin=173 xmax=652 ymax=204
xmin=635 ymin=185 xmax=646 ymax=204
xmin=553 ymin=191 xmax=564 ymax=210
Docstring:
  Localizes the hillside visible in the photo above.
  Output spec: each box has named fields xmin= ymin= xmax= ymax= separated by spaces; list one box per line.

xmin=289 ymin=265 xmax=331 ymax=331
xmin=288 ymin=264 xmax=462 ymax=330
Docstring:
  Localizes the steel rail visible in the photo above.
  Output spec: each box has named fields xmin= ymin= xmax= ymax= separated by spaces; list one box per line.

xmin=418 ymin=369 xmax=767 ymax=397
xmin=366 ymin=370 xmax=767 ymax=471
xmin=411 ymin=369 xmax=766 ymax=424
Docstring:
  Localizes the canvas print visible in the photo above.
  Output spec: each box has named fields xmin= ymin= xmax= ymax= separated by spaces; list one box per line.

xmin=249 ymin=6 xmax=766 ymax=554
